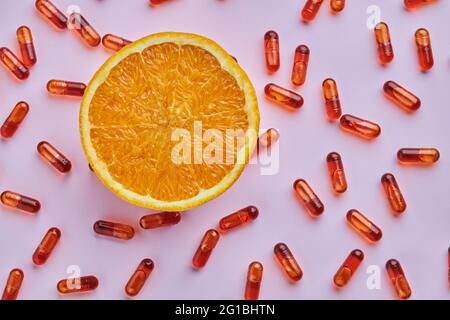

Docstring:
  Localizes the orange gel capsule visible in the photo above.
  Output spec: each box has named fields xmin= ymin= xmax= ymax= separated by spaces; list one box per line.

xmin=102 ymin=34 xmax=132 ymax=51
xmin=16 ymin=26 xmax=37 ymax=67
xmin=346 ymin=209 xmax=382 ymax=242
xmin=32 ymin=227 xmax=61 ymax=265
xmin=140 ymin=211 xmax=181 ymax=229
xmin=340 ymin=114 xmax=381 ymax=140
xmin=35 ymin=0 xmax=68 ymax=30
xmin=219 ymin=206 xmax=259 ymax=232
xmin=415 ymin=28 xmax=433 ymax=71
xmin=47 ymin=80 xmax=86 ymax=97
xmin=2 ymin=269 xmax=24 ymax=300
xmin=150 ymin=0 xmax=169 ymax=4
xmin=301 ymin=0 xmax=324 ymax=22
xmin=274 ymin=243 xmax=303 ymax=282
xmin=374 ymin=22 xmax=394 ymax=64
xmin=326 ymin=152 xmax=347 ymax=194
xmin=383 ymin=81 xmax=421 ymax=112
xmin=93 ymin=220 xmax=135 ymax=240
xmin=192 ymin=229 xmax=220 ymax=268
xmin=57 ymin=275 xmax=98 ymax=294
xmin=265 ymin=83 xmax=304 ymax=110
xmin=1 ymin=101 xmax=29 ymax=138
xmin=386 ymin=259 xmax=412 ymax=299
xmin=125 ymin=259 xmax=154 ymax=297
xmin=404 ymin=0 xmax=437 ymax=9
xmin=245 ymin=261 xmax=263 ymax=300
xmin=293 ymin=179 xmax=324 ymax=217
xmin=264 ymin=31 xmax=280 ymax=72
xmin=68 ymin=13 xmax=101 ymax=47
xmin=258 ymin=128 xmax=279 ymax=153
xmin=330 ymin=0 xmax=345 ymax=12
xmin=322 ymin=78 xmax=342 ymax=120
xmin=381 ymin=173 xmax=406 ymax=214
xmin=0 ymin=47 xmax=29 ymax=80
xmin=1 ymin=191 xmax=41 ymax=213
xmin=37 ymin=141 xmax=72 ymax=173
xmin=291 ymin=45 xmax=309 ymax=86
xmin=397 ymin=148 xmax=440 ymax=165
xmin=333 ymin=249 xmax=364 ymax=287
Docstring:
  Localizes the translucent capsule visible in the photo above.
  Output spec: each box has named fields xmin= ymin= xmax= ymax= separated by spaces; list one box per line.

xmin=93 ymin=220 xmax=135 ymax=240
xmin=346 ymin=209 xmax=382 ymax=243
xmin=37 ymin=141 xmax=72 ymax=173
xmin=219 ymin=206 xmax=259 ymax=232
xmin=47 ymin=80 xmax=86 ymax=97
xmin=274 ymin=243 xmax=303 ymax=282
xmin=245 ymin=261 xmax=263 ymax=300
xmin=374 ymin=22 xmax=394 ymax=64
xmin=1 ymin=191 xmax=41 ymax=213
xmin=35 ymin=0 xmax=68 ymax=30
xmin=397 ymin=148 xmax=440 ymax=165
xmin=293 ymin=179 xmax=324 ymax=217
xmin=330 ymin=0 xmax=345 ymax=12
xmin=125 ymin=259 xmax=154 ymax=297
xmin=192 ymin=229 xmax=220 ymax=268
xmin=381 ymin=173 xmax=406 ymax=215
xmin=386 ymin=259 xmax=411 ymax=299
xmin=57 ymin=275 xmax=98 ymax=294
xmin=404 ymin=0 xmax=437 ymax=9
xmin=68 ymin=13 xmax=101 ymax=47
xmin=258 ymin=128 xmax=280 ymax=150
xmin=301 ymin=0 xmax=324 ymax=22
xmin=1 ymin=101 xmax=29 ymax=138
xmin=415 ymin=28 xmax=433 ymax=71
xmin=326 ymin=152 xmax=347 ymax=194
xmin=340 ymin=114 xmax=381 ymax=140
xmin=150 ymin=0 xmax=169 ymax=5
xmin=2 ymin=269 xmax=24 ymax=300
xmin=264 ymin=31 xmax=280 ymax=72
xmin=291 ymin=45 xmax=309 ymax=86
xmin=102 ymin=34 xmax=132 ymax=51
xmin=322 ymin=78 xmax=342 ymax=120
xmin=0 ymin=47 xmax=29 ymax=80
xmin=333 ymin=249 xmax=364 ymax=288
xmin=140 ymin=211 xmax=181 ymax=229
xmin=16 ymin=26 xmax=37 ymax=67
xmin=32 ymin=227 xmax=61 ymax=265
xmin=265 ymin=83 xmax=304 ymax=110
xmin=383 ymin=81 xmax=421 ymax=112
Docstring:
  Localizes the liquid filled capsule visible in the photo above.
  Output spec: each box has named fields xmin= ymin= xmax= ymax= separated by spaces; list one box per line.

xmin=35 ymin=0 xmax=68 ymax=30
xmin=68 ymin=13 xmax=101 ymax=47
xmin=322 ymin=78 xmax=342 ymax=120
xmin=245 ymin=261 xmax=263 ymax=300
xmin=1 ymin=101 xmax=29 ymax=138
xmin=404 ymin=0 xmax=437 ymax=9
xmin=16 ymin=26 xmax=37 ymax=67
xmin=47 ymin=80 xmax=86 ymax=97
xmin=340 ymin=114 xmax=381 ymax=140
xmin=381 ymin=173 xmax=406 ymax=214
xmin=149 ymin=0 xmax=169 ymax=4
xmin=374 ymin=22 xmax=394 ymax=64
xmin=265 ymin=83 xmax=304 ymax=110
xmin=415 ymin=28 xmax=433 ymax=71
xmin=32 ymin=227 xmax=61 ymax=265
xmin=293 ymin=179 xmax=324 ymax=217
xmin=386 ymin=259 xmax=411 ymax=299
xmin=219 ymin=206 xmax=259 ymax=232
xmin=346 ymin=209 xmax=382 ymax=242
xmin=2 ymin=269 xmax=24 ymax=300
xmin=102 ymin=34 xmax=132 ymax=51
xmin=192 ymin=229 xmax=220 ymax=268
xmin=330 ymin=0 xmax=345 ymax=12
xmin=258 ymin=128 xmax=280 ymax=150
xmin=301 ymin=0 xmax=324 ymax=22
xmin=333 ymin=249 xmax=364 ymax=287
xmin=139 ymin=211 xmax=181 ymax=229
xmin=274 ymin=243 xmax=303 ymax=282
xmin=326 ymin=152 xmax=347 ymax=194
xmin=125 ymin=259 xmax=154 ymax=297
xmin=383 ymin=81 xmax=421 ymax=112
xmin=264 ymin=31 xmax=280 ymax=72
xmin=0 ymin=47 xmax=29 ymax=80
xmin=37 ymin=141 xmax=72 ymax=173
xmin=93 ymin=220 xmax=135 ymax=240
xmin=1 ymin=191 xmax=41 ymax=213
xmin=291 ymin=45 xmax=309 ymax=86
xmin=57 ymin=275 xmax=98 ymax=294
xmin=397 ymin=148 xmax=440 ymax=165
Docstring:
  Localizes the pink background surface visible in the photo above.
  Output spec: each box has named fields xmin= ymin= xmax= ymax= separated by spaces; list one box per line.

xmin=0 ymin=0 xmax=449 ymax=300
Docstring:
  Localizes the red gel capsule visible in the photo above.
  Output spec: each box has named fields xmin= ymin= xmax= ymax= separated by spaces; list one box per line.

xmin=102 ymin=34 xmax=132 ymax=51
xmin=326 ymin=152 xmax=347 ymax=194
xmin=68 ymin=13 xmax=101 ymax=47
xmin=258 ymin=128 xmax=279 ymax=153
xmin=93 ymin=220 xmax=135 ymax=240
xmin=381 ymin=173 xmax=406 ymax=215
xmin=37 ymin=141 xmax=72 ymax=173
xmin=301 ymin=0 xmax=324 ymax=22
xmin=383 ymin=81 xmax=421 ymax=112
xmin=0 ymin=47 xmax=29 ymax=80
xmin=293 ymin=179 xmax=324 ymax=217
xmin=333 ymin=249 xmax=364 ymax=288
xmin=340 ymin=114 xmax=381 ymax=140
xmin=346 ymin=209 xmax=382 ymax=243
xmin=264 ymin=31 xmax=280 ymax=72
xmin=322 ymin=78 xmax=342 ymax=120
xmin=397 ymin=148 xmax=440 ymax=165
xmin=139 ymin=211 xmax=181 ymax=229
xmin=57 ymin=275 xmax=98 ymax=294
xmin=274 ymin=243 xmax=303 ymax=282
xmin=330 ymin=0 xmax=345 ymax=12
xmin=192 ymin=229 xmax=220 ymax=268
xmin=404 ymin=0 xmax=437 ymax=9
xmin=245 ymin=261 xmax=263 ymax=300
xmin=125 ymin=259 xmax=154 ymax=297
xmin=374 ymin=22 xmax=394 ymax=64
xmin=415 ymin=28 xmax=433 ymax=71
xmin=32 ymin=227 xmax=61 ymax=265
xmin=291 ymin=45 xmax=309 ymax=86
xmin=265 ymin=83 xmax=304 ymax=110
xmin=35 ymin=0 xmax=68 ymax=30
xmin=1 ymin=191 xmax=41 ymax=213
xmin=2 ymin=269 xmax=24 ymax=300
xmin=1 ymin=101 xmax=29 ymax=138
xmin=219 ymin=206 xmax=259 ymax=232
xmin=386 ymin=259 xmax=412 ymax=299
xmin=47 ymin=80 xmax=86 ymax=97
xmin=16 ymin=26 xmax=37 ymax=67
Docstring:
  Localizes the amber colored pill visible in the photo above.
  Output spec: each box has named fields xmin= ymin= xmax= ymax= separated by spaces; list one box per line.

xmin=340 ymin=114 xmax=381 ymax=140
xmin=125 ymin=259 xmax=154 ymax=297
xmin=1 ymin=101 xmax=29 ymax=138
xmin=264 ymin=31 xmax=280 ymax=72
xmin=219 ymin=206 xmax=259 ymax=232
xmin=0 ymin=47 xmax=29 ymax=80
xmin=274 ymin=243 xmax=303 ymax=282
xmin=322 ymin=78 xmax=342 ymax=120
xmin=265 ymin=83 xmax=304 ymax=110
xmin=293 ymin=179 xmax=324 ymax=217
xmin=386 ymin=259 xmax=412 ymax=299
xmin=383 ymin=81 xmax=421 ymax=112
xmin=93 ymin=220 xmax=135 ymax=240
xmin=57 ymin=275 xmax=98 ymax=294
xmin=291 ymin=45 xmax=309 ymax=86
xmin=192 ymin=229 xmax=220 ymax=268
xmin=381 ymin=173 xmax=406 ymax=215
xmin=415 ymin=28 xmax=433 ymax=71
xmin=301 ymin=0 xmax=324 ymax=22
xmin=333 ymin=249 xmax=364 ymax=288
xmin=1 ymin=191 xmax=41 ymax=213
xmin=150 ymin=0 xmax=169 ymax=4
xmin=397 ymin=148 xmax=440 ymax=165
xmin=32 ymin=227 xmax=61 ymax=265
xmin=374 ymin=22 xmax=394 ymax=64
xmin=330 ymin=0 xmax=345 ymax=12
xmin=404 ymin=0 xmax=436 ymax=9
xmin=102 ymin=34 xmax=132 ymax=51
xmin=140 ymin=211 xmax=181 ymax=229
xmin=47 ymin=80 xmax=86 ymax=97
xmin=245 ymin=261 xmax=263 ymax=300
xmin=16 ymin=26 xmax=37 ymax=67
xmin=35 ymin=0 xmax=68 ymax=30
xmin=258 ymin=128 xmax=280 ymax=152
xmin=1 ymin=269 xmax=24 ymax=300
xmin=68 ymin=13 xmax=101 ymax=47
xmin=37 ymin=141 xmax=72 ymax=173
xmin=346 ymin=209 xmax=382 ymax=242
xmin=326 ymin=152 xmax=347 ymax=194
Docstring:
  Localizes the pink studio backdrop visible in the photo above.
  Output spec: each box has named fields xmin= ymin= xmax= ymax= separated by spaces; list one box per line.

xmin=0 ymin=0 xmax=449 ymax=300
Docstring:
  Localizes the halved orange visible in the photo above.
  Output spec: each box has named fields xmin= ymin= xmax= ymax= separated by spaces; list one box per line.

xmin=80 ymin=32 xmax=259 ymax=211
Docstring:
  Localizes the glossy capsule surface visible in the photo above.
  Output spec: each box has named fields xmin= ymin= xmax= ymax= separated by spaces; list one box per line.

xmin=1 ymin=191 xmax=41 ymax=213
xmin=293 ymin=179 xmax=324 ymax=217
xmin=301 ymin=0 xmax=324 ymax=22
xmin=274 ymin=243 xmax=303 ymax=282
xmin=1 ymin=101 xmax=29 ymax=138
xmin=374 ymin=22 xmax=394 ymax=64
xmin=265 ymin=83 xmax=304 ymax=110
xmin=37 ymin=141 xmax=72 ymax=173
xmin=381 ymin=173 xmax=406 ymax=214
xmin=150 ymin=0 xmax=169 ymax=4
xmin=291 ymin=45 xmax=309 ymax=86
xmin=383 ymin=81 xmax=421 ymax=112
xmin=333 ymin=249 xmax=364 ymax=288
xmin=219 ymin=206 xmax=259 ymax=232
xmin=57 ymin=275 xmax=98 ymax=294
xmin=386 ymin=259 xmax=411 ymax=299
xmin=415 ymin=28 xmax=433 ymax=71
xmin=397 ymin=148 xmax=440 ymax=165
xmin=32 ymin=227 xmax=61 ymax=265
xmin=330 ymin=0 xmax=345 ymax=12
xmin=93 ymin=220 xmax=135 ymax=240
xmin=35 ymin=0 xmax=68 ymax=30
xmin=0 ymin=47 xmax=29 ymax=80
xmin=340 ymin=114 xmax=381 ymax=140
xmin=47 ymin=80 xmax=86 ymax=97
xmin=2 ymin=269 xmax=24 ymax=300
xmin=16 ymin=26 xmax=37 ymax=67
xmin=404 ymin=0 xmax=436 ymax=9
xmin=264 ymin=31 xmax=280 ymax=72
xmin=192 ymin=229 xmax=220 ymax=268
xmin=102 ymin=34 xmax=132 ymax=51
xmin=68 ymin=13 xmax=101 ymax=47
xmin=346 ymin=209 xmax=382 ymax=242
xmin=245 ymin=261 xmax=263 ymax=300
xmin=125 ymin=259 xmax=154 ymax=297
xmin=139 ymin=211 xmax=181 ymax=229
xmin=258 ymin=128 xmax=279 ymax=150
xmin=322 ymin=78 xmax=342 ymax=120
xmin=326 ymin=152 xmax=347 ymax=194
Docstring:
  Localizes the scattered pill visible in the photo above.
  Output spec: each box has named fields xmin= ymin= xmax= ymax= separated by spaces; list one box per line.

xmin=265 ymin=83 xmax=304 ymax=110
xmin=93 ymin=220 xmax=135 ymax=240
xmin=274 ymin=243 xmax=303 ymax=282
xmin=1 ymin=191 xmax=40 ymax=213
xmin=264 ymin=31 xmax=280 ymax=72
xmin=102 ymin=34 xmax=132 ymax=51
xmin=301 ymin=0 xmax=324 ymax=22
xmin=140 ymin=211 xmax=181 ymax=229
xmin=383 ymin=81 xmax=421 ymax=112
xmin=35 ymin=0 xmax=68 ymax=30
xmin=330 ymin=0 xmax=345 ymax=12
xmin=0 ymin=47 xmax=29 ymax=80
xmin=386 ymin=259 xmax=411 ymax=299
xmin=381 ymin=173 xmax=406 ymax=215
xmin=16 ymin=26 xmax=37 ymax=67
xmin=0 ymin=101 xmax=29 ymax=138
xmin=293 ymin=179 xmax=324 ymax=217
xmin=322 ymin=78 xmax=342 ymax=120
xmin=37 ymin=141 xmax=72 ymax=173
xmin=415 ymin=28 xmax=433 ymax=71
xmin=68 ymin=13 xmax=101 ymax=47
xmin=125 ymin=259 xmax=154 ymax=297
xmin=340 ymin=114 xmax=381 ymax=140
xmin=32 ymin=227 xmax=61 ymax=265
xmin=192 ymin=229 xmax=220 ymax=268
xmin=397 ymin=148 xmax=440 ymax=165
xmin=326 ymin=152 xmax=347 ymax=194
xmin=219 ymin=206 xmax=258 ymax=232
xmin=47 ymin=80 xmax=86 ymax=97
xmin=374 ymin=22 xmax=394 ymax=64
xmin=245 ymin=261 xmax=263 ymax=300
xmin=346 ymin=209 xmax=382 ymax=242
xmin=291 ymin=45 xmax=309 ymax=86
xmin=57 ymin=275 xmax=98 ymax=294
xmin=333 ymin=249 xmax=364 ymax=287
xmin=1 ymin=269 xmax=24 ymax=300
